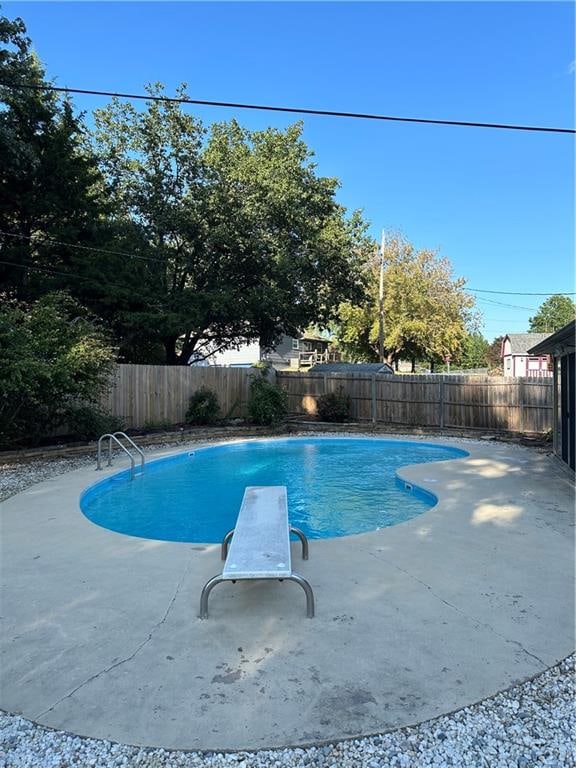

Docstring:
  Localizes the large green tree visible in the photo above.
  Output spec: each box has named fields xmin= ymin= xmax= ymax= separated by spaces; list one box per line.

xmin=528 ymin=295 xmax=575 ymax=333
xmin=0 ymin=13 xmax=107 ymax=301
xmin=336 ymin=235 xmax=476 ymax=367
xmin=89 ymin=89 xmax=370 ymax=364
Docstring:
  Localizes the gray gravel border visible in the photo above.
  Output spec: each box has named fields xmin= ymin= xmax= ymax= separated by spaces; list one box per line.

xmin=1 ymin=438 xmax=574 ymax=768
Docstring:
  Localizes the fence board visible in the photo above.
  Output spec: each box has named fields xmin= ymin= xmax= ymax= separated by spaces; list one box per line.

xmin=101 ymin=364 xmax=255 ymax=428
xmin=277 ymin=372 xmax=552 ymax=434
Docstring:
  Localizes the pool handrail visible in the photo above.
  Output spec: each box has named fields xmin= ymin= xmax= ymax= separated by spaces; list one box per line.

xmin=96 ymin=433 xmax=143 ymax=480
xmin=113 ymin=431 xmax=145 ymax=474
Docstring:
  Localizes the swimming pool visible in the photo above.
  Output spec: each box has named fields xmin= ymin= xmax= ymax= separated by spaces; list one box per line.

xmin=80 ymin=437 xmax=468 ymax=543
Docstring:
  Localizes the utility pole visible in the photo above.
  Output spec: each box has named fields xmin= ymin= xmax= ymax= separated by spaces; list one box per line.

xmin=378 ymin=230 xmax=385 ymax=363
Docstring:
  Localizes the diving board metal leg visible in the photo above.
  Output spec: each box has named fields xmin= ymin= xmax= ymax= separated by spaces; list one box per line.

xmin=290 ymin=526 xmax=309 ymax=560
xmin=288 ymin=573 xmax=315 ymax=618
xmin=199 ymin=574 xmax=226 ymax=619
xmin=199 ymin=573 xmax=315 ymax=619
xmin=221 ymin=529 xmax=235 ymax=560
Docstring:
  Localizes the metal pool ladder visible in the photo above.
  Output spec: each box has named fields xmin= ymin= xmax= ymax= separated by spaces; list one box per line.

xmin=96 ymin=432 xmax=145 ymax=480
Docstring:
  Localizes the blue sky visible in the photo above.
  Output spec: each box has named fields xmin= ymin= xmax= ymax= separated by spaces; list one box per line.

xmin=4 ymin=1 xmax=574 ymax=341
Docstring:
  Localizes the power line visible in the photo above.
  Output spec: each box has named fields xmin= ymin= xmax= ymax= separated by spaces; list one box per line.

xmin=475 ymin=296 xmax=537 ymax=311
xmin=0 ymin=230 xmax=170 ymax=267
xmin=3 ymin=230 xmax=575 ymax=300
xmin=0 ymin=258 xmax=144 ymax=292
xmin=1 ymin=81 xmax=574 ymax=135
xmin=469 ymin=288 xmax=575 ymax=296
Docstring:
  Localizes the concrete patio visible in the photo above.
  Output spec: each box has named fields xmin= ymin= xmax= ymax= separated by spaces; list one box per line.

xmin=0 ymin=436 xmax=574 ymax=752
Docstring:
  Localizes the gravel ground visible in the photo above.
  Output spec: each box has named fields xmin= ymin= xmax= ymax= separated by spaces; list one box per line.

xmin=1 ymin=443 xmax=574 ymax=768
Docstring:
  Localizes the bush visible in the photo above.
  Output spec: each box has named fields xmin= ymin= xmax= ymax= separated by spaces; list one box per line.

xmin=317 ymin=389 xmax=352 ymax=422
xmin=66 ymin=405 xmax=124 ymax=442
xmin=185 ymin=387 xmax=221 ymax=425
xmin=248 ymin=374 xmax=288 ymax=426
xmin=0 ymin=292 xmax=115 ymax=449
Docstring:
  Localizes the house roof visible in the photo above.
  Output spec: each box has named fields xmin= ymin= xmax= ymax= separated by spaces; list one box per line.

xmin=309 ymin=362 xmax=394 ymax=375
xmin=503 ymin=333 xmax=552 ymax=355
xmin=527 ymin=321 xmax=576 ymax=356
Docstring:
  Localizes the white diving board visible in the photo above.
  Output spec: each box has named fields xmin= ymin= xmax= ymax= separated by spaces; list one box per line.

xmin=199 ymin=486 xmax=314 ymax=618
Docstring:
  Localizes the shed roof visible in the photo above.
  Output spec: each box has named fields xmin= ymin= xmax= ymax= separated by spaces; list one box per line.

xmin=504 ymin=333 xmax=552 ymax=355
xmin=527 ymin=321 xmax=575 ymax=356
xmin=309 ymin=362 xmax=394 ymax=374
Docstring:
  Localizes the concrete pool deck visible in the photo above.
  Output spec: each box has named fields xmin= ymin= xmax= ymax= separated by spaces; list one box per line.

xmin=0 ymin=436 xmax=574 ymax=752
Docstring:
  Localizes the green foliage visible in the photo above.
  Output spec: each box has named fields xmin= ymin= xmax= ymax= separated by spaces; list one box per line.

xmin=0 ymin=14 xmax=107 ymax=303
xmin=0 ymin=12 xmax=372 ymax=367
xmin=0 ymin=292 xmax=115 ymax=448
xmin=90 ymin=89 xmax=370 ymax=364
xmin=528 ymin=296 xmax=576 ymax=333
xmin=486 ymin=335 xmax=504 ymax=373
xmin=317 ymin=389 xmax=352 ymax=422
xmin=66 ymin=405 xmax=124 ymax=442
xmin=336 ymin=234 xmax=476 ymax=366
xmin=248 ymin=374 xmax=288 ymax=426
xmin=185 ymin=387 xmax=221 ymax=425
xmin=459 ymin=333 xmax=490 ymax=369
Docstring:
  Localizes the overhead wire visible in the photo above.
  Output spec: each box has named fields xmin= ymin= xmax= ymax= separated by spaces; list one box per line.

xmin=474 ymin=297 xmax=538 ymax=311
xmin=1 ymin=81 xmax=574 ymax=134
xmin=2 ymin=230 xmax=574 ymax=300
xmin=467 ymin=288 xmax=575 ymax=296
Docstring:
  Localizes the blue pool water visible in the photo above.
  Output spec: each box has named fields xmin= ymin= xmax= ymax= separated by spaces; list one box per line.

xmin=80 ymin=437 xmax=468 ymax=543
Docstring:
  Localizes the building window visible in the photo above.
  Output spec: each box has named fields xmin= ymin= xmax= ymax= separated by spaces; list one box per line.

xmin=292 ymin=338 xmax=300 ymax=351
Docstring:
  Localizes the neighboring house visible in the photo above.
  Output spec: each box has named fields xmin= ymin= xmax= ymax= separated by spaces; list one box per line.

xmin=261 ymin=333 xmax=340 ymax=371
xmin=528 ymin=321 xmax=575 ymax=472
xmin=309 ymin=362 xmax=394 ymax=375
xmin=198 ymin=333 xmax=340 ymax=370
xmin=501 ymin=333 xmax=552 ymax=377
xmin=203 ymin=341 xmax=261 ymax=368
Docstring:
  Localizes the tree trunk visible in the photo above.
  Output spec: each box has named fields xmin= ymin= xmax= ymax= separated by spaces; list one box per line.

xmin=411 ymin=358 xmax=416 ymax=373
xmin=430 ymin=358 xmax=435 ymax=373
xmin=164 ymin=337 xmax=179 ymax=365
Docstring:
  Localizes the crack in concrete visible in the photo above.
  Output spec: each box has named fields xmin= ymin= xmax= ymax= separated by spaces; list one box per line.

xmin=366 ymin=549 xmax=548 ymax=668
xmin=35 ymin=552 xmax=194 ymax=720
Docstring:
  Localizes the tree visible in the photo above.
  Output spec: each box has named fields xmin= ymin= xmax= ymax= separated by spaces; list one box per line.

xmin=528 ymin=296 xmax=576 ymax=333
xmin=486 ymin=335 xmax=504 ymax=373
xmin=336 ymin=235 xmax=476 ymax=368
xmin=0 ymin=292 xmax=115 ymax=447
xmin=89 ymin=89 xmax=370 ymax=364
xmin=0 ymin=13 xmax=107 ymax=302
xmin=458 ymin=332 xmax=490 ymax=369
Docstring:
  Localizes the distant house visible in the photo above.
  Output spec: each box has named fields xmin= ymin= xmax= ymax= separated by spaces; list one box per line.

xmin=202 ymin=340 xmax=261 ymax=368
xmin=260 ymin=333 xmax=340 ymax=371
xmin=309 ymin=362 xmax=394 ymax=375
xmin=199 ymin=333 xmax=340 ymax=370
xmin=501 ymin=333 xmax=552 ymax=377
xmin=528 ymin=321 xmax=575 ymax=472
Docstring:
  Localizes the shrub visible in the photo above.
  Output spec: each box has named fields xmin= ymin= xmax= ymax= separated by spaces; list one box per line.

xmin=248 ymin=374 xmax=288 ymax=426
xmin=317 ymin=389 xmax=352 ymax=422
xmin=185 ymin=387 xmax=221 ymax=425
xmin=66 ymin=405 xmax=124 ymax=442
xmin=0 ymin=292 xmax=115 ymax=449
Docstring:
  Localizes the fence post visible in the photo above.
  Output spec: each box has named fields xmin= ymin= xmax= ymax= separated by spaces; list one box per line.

xmin=519 ymin=378 xmax=525 ymax=433
xmin=323 ymin=373 xmax=328 ymax=395
xmin=438 ymin=378 xmax=445 ymax=429
xmin=371 ymin=375 xmax=377 ymax=424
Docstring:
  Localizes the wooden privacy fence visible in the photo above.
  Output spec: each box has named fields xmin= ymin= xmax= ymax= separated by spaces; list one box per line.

xmin=101 ymin=364 xmax=256 ymax=428
xmin=277 ymin=372 xmax=554 ymax=434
